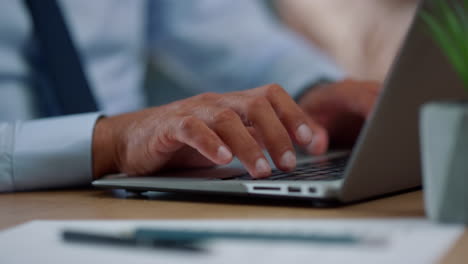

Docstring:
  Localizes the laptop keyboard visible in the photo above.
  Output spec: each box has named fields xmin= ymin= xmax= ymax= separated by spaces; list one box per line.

xmin=222 ymin=155 xmax=349 ymax=181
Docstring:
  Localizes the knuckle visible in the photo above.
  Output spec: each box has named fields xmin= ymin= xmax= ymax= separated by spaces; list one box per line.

xmin=197 ymin=92 xmax=220 ymax=101
xmin=246 ymin=96 xmax=270 ymax=111
xmin=244 ymin=97 xmax=271 ymax=119
xmin=265 ymin=83 xmax=285 ymax=96
xmin=178 ymin=115 xmax=199 ymax=132
xmin=213 ymin=109 xmax=239 ymax=124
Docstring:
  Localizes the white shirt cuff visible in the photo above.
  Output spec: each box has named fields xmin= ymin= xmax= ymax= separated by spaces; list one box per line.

xmin=0 ymin=123 xmax=15 ymax=192
xmin=12 ymin=113 xmax=101 ymax=191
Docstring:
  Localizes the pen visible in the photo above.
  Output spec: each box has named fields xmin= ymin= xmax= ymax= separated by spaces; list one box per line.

xmin=134 ymin=228 xmax=384 ymax=245
xmin=62 ymin=230 xmax=205 ymax=252
xmin=63 ymin=228 xmax=386 ymax=250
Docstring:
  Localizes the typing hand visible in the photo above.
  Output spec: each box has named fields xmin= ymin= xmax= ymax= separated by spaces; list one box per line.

xmin=92 ymin=84 xmax=318 ymax=179
xmin=298 ymin=79 xmax=381 ymax=151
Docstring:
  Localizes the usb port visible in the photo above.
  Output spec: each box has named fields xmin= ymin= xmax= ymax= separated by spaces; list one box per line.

xmin=288 ymin=187 xmax=301 ymax=193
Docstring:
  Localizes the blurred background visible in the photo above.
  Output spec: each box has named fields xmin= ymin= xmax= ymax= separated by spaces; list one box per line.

xmin=277 ymin=0 xmax=418 ymax=82
xmin=147 ymin=0 xmax=419 ymax=105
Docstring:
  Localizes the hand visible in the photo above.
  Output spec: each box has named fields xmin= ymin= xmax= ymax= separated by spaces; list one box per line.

xmin=92 ymin=84 xmax=318 ymax=179
xmin=298 ymin=79 xmax=381 ymax=152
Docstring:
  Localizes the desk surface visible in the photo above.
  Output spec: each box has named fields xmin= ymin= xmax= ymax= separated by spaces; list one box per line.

xmin=0 ymin=189 xmax=466 ymax=263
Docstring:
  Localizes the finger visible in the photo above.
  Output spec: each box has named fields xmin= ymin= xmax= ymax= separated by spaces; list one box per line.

xmin=242 ymin=97 xmax=296 ymax=171
xmin=304 ymin=117 xmax=329 ymax=155
xmin=338 ymin=80 xmax=380 ymax=119
xmin=253 ymin=84 xmax=316 ymax=147
xmin=363 ymin=81 xmax=382 ymax=93
xmin=174 ymin=116 xmax=233 ymax=165
xmin=342 ymin=79 xmax=382 ymax=94
xmin=211 ymin=109 xmax=272 ymax=178
xmin=348 ymin=89 xmax=379 ymax=119
xmin=164 ymin=146 xmax=217 ymax=169
xmin=246 ymin=126 xmax=266 ymax=149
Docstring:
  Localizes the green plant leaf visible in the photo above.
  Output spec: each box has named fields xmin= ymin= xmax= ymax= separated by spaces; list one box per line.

xmin=421 ymin=0 xmax=468 ymax=89
xmin=453 ymin=3 xmax=468 ymax=61
xmin=443 ymin=1 xmax=468 ymax=84
xmin=421 ymin=12 xmax=465 ymax=70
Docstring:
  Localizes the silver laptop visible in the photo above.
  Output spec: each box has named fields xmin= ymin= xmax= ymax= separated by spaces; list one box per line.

xmin=93 ymin=0 xmax=466 ymax=203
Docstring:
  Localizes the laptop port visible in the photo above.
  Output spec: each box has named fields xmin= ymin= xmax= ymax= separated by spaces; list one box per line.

xmin=309 ymin=187 xmax=317 ymax=193
xmin=253 ymin=186 xmax=281 ymax=191
xmin=287 ymin=187 xmax=301 ymax=193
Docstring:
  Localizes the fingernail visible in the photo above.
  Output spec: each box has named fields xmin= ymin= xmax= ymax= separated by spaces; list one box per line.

xmin=217 ymin=146 xmax=232 ymax=162
xmin=296 ymin=124 xmax=313 ymax=144
xmin=255 ymin=158 xmax=271 ymax=177
xmin=280 ymin=150 xmax=296 ymax=170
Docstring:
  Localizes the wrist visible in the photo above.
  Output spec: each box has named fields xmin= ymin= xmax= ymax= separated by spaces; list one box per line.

xmin=92 ymin=116 xmax=119 ymax=179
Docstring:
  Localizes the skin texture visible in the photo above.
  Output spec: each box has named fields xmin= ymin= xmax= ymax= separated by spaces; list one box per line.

xmin=298 ymin=79 xmax=381 ymax=149
xmin=92 ymin=80 xmax=381 ymax=180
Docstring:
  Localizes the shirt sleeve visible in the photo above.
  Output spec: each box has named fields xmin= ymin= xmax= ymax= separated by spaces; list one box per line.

xmin=0 ymin=113 xmax=101 ymax=192
xmin=147 ymin=0 xmax=345 ymax=98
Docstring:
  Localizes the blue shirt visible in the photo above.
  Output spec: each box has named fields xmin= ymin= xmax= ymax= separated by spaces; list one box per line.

xmin=0 ymin=0 xmax=343 ymax=192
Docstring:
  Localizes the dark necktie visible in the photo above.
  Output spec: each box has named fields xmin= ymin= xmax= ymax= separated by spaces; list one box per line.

xmin=24 ymin=0 xmax=98 ymax=115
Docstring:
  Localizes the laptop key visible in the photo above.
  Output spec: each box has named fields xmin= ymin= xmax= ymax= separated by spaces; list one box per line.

xmin=222 ymin=155 xmax=348 ymax=181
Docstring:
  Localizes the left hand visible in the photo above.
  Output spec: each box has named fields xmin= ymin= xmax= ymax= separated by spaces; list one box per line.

xmin=298 ymin=79 xmax=381 ymax=153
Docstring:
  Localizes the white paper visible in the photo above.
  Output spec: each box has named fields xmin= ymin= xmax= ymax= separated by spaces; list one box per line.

xmin=0 ymin=219 xmax=463 ymax=264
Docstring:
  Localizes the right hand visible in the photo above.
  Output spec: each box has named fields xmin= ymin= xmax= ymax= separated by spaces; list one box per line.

xmin=92 ymin=84 xmax=324 ymax=180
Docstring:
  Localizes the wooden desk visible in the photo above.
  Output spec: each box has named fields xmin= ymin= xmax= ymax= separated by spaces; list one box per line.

xmin=0 ymin=189 xmax=465 ymax=263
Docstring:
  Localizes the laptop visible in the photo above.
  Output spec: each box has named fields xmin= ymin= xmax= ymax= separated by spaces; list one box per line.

xmin=93 ymin=0 xmax=466 ymax=203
